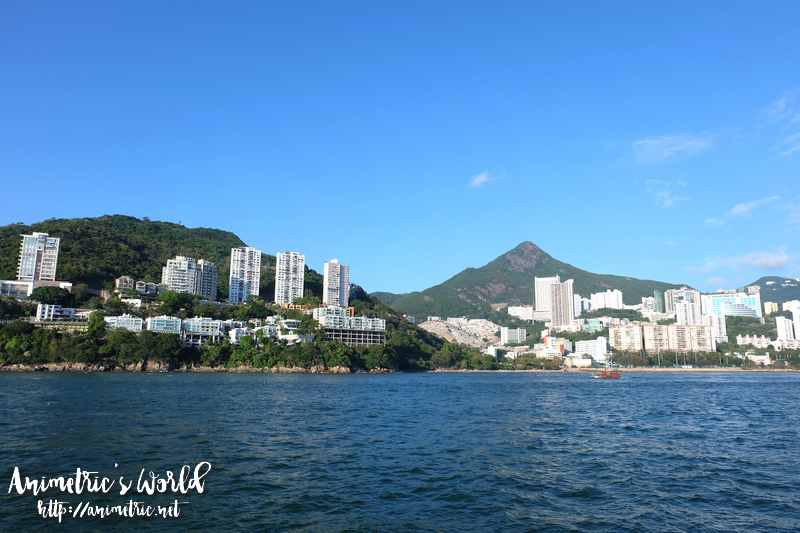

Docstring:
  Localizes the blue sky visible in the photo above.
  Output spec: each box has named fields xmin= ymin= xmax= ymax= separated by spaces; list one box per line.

xmin=2 ymin=1 xmax=799 ymax=295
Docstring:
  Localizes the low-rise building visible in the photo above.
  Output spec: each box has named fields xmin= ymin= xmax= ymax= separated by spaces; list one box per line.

xmin=500 ymin=327 xmax=526 ymax=345
xmin=313 ymin=306 xmax=386 ymax=346
xmin=745 ymin=352 xmax=771 ymax=365
xmin=508 ymin=306 xmax=535 ymax=321
xmin=146 ymin=315 xmax=182 ymax=334
xmin=182 ymin=317 xmax=225 ymax=347
xmin=574 ymin=336 xmax=608 ymax=361
xmin=0 ymin=280 xmax=34 ymax=298
xmin=35 ymin=304 xmax=76 ymax=322
xmin=115 ymin=276 xmax=135 ymax=293
xmin=104 ymin=314 xmax=144 ymax=332
xmin=736 ymin=334 xmax=800 ymax=350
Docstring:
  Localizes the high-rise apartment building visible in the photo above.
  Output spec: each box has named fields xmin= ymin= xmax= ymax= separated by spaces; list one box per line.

xmin=323 ymin=259 xmax=350 ymax=308
xmin=642 ymin=296 xmax=658 ymax=313
xmin=664 ymin=287 xmax=701 ymax=312
xmin=676 ymin=301 xmax=703 ymax=325
xmin=776 ymin=316 xmax=795 ymax=340
xmin=641 ymin=324 xmax=715 ymax=353
xmin=550 ymin=279 xmax=575 ymax=328
xmin=17 ymin=232 xmax=60 ymax=282
xmin=609 ymin=325 xmax=643 ymax=351
xmin=794 ymin=308 xmax=800 ymax=344
xmin=590 ymin=289 xmax=624 ymax=310
xmin=764 ymin=302 xmax=779 ymax=315
xmin=701 ymin=313 xmax=727 ymax=341
xmin=701 ymin=292 xmax=762 ymax=319
xmin=654 ymin=291 xmax=664 ymax=313
xmin=229 ymin=247 xmax=262 ymax=303
xmin=161 ymin=256 xmax=218 ymax=300
xmin=535 ymin=275 xmax=560 ymax=312
xmin=275 ymin=252 xmax=305 ymax=306
xmin=782 ymin=300 xmax=800 ymax=312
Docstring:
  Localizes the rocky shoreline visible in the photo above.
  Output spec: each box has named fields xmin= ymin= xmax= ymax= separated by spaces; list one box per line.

xmin=0 ymin=361 xmax=390 ymax=373
xmin=2 ymin=362 xmax=795 ymax=373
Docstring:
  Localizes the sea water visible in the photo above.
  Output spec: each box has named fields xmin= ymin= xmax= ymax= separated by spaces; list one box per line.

xmin=1 ymin=371 xmax=798 ymax=532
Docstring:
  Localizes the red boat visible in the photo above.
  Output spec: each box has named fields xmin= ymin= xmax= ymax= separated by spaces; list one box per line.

xmin=591 ymin=369 xmax=621 ymax=379
xmin=590 ymin=356 xmax=621 ymax=378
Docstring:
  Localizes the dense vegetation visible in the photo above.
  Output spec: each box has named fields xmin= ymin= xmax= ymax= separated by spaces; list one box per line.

xmin=0 ymin=215 xmax=325 ymax=300
xmin=0 ymin=290 xmax=502 ymax=372
xmin=739 ymin=276 xmax=800 ymax=306
xmin=579 ymin=308 xmax=643 ymax=321
xmin=373 ymin=241 xmax=685 ymax=321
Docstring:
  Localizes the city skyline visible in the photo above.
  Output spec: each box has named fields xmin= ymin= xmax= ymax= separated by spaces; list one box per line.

xmin=1 ymin=3 xmax=798 ymax=294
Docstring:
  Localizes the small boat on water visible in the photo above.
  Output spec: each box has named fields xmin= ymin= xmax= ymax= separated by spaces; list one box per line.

xmin=590 ymin=356 xmax=621 ymax=379
xmin=591 ymin=368 xmax=621 ymax=379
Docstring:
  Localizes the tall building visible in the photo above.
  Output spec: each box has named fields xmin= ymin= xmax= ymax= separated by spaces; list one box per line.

xmin=776 ymin=316 xmax=795 ymax=340
xmin=17 ymin=232 xmax=60 ymax=282
xmin=275 ymin=252 xmax=305 ymax=306
xmin=161 ymin=256 xmax=218 ymax=300
xmin=609 ymin=325 xmax=643 ymax=351
xmin=701 ymin=314 xmax=727 ymax=341
xmin=794 ymin=308 xmax=800 ymax=344
xmin=641 ymin=296 xmax=658 ymax=313
xmin=676 ymin=301 xmax=702 ymax=325
xmin=196 ymin=260 xmax=218 ymax=300
xmin=701 ymin=292 xmax=762 ymax=319
xmin=665 ymin=287 xmax=701 ymax=312
xmin=654 ymin=291 xmax=664 ymax=313
xmin=573 ymin=293 xmax=583 ymax=316
xmin=550 ymin=279 xmax=575 ymax=328
xmin=641 ymin=324 xmax=715 ymax=353
xmin=763 ymin=302 xmax=779 ymax=315
xmin=535 ymin=275 xmax=560 ymax=312
xmin=323 ymin=259 xmax=350 ymax=308
xmin=590 ymin=289 xmax=624 ymax=310
xmin=229 ymin=247 xmax=262 ymax=303
xmin=782 ymin=300 xmax=800 ymax=312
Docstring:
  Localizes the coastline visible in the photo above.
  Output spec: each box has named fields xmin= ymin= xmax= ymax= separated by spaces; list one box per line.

xmin=1 ymin=362 xmax=796 ymax=373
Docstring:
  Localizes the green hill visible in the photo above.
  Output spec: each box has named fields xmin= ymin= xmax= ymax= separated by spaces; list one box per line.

xmin=373 ymin=241 xmax=685 ymax=320
xmin=0 ymin=215 xmax=322 ymax=300
xmin=741 ymin=276 xmax=800 ymax=306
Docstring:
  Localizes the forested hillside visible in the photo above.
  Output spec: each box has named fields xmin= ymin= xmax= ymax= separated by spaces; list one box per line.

xmin=373 ymin=241 xmax=684 ymax=320
xmin=0 ymin=215 xmax=323 ymax=299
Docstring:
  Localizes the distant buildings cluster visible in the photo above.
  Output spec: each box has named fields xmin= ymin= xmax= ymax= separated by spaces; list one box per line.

xmin=1 ymin=231 xmax=383 ymax=348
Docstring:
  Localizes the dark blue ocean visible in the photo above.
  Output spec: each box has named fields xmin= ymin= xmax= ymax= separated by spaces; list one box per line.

xmin=1 ymin=371 xmax=798 ymax=532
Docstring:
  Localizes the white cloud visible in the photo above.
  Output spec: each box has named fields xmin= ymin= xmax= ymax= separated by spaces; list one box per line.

xmin=765 ymin=96 xmax=791 ymax=121
xmin=764 ymin=92 xmax=800 ymax=157
xmin=686 ymin=247 xmax=794 ymax=274
xmin=704 ymin=218 xmax=725 ymax=226
xmin=727 ymin=196 xmax=780 ymax=216
xmin=788 ymin=204 xmax=800 ymax=229
xmin=646 ymin=179 xmax=688 ymax=207
xmin=776 ymin=132 xmax=800 ymax=158
xmin=632 ymin=134 xmax=713 ymax=162
xmin=705 ymin=277 xmax=727 ymax=287
xmin=469 ymin=171 xmax=494 ymax=188
xmin=737 ymin=249 xmax=791 ymax=270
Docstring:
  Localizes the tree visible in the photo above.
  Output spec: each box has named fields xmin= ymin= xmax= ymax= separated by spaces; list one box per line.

xmin=297 ymin=318 xmax=319 ymax=335
xmin=29 ymin=286 xmax=70 ymax=305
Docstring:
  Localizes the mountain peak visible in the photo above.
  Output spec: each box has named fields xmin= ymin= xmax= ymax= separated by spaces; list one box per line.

xmin=504 ymin=241 xmax=549 ymax=272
